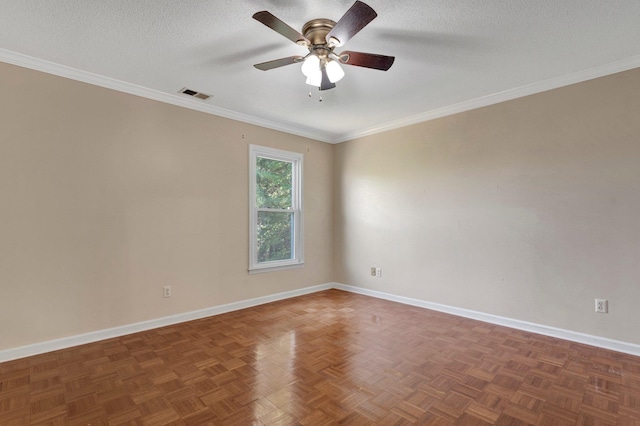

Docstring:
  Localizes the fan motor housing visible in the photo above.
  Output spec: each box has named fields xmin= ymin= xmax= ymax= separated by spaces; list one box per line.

xmin=302 ymin=19 xmax=336 ymax=46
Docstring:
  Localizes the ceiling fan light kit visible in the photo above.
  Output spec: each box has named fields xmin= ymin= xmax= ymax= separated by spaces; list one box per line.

xmin=252 ymin=1 xmax=394 ymax=91
xmin=301 ymin=54 xmax=344 ymax=87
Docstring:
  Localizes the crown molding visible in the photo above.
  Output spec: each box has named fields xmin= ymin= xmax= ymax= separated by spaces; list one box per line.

xmin=0 ymin=49 xmax=333 ymax=143
xmin=2 ymin=49 xmax=638 ymax=145
xmin=333 ymin=55 xmax=640 ymax=143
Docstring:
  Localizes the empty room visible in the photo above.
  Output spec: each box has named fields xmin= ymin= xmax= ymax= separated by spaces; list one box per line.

xmin=1 ymin=1 xmax=640 ymax=424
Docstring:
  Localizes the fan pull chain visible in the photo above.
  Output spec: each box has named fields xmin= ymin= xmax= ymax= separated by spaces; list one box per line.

xmin=307 ymin=91 xmax=323 ymax=102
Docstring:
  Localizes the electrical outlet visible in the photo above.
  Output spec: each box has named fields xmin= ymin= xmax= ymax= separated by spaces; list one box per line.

xmin=595 ymin=298 xmax=608 ymax=313
xmin=371 ymin=267 xmax=377 ymax=276
xmin=376 ymin=268 xmax=382 ymax=278
xmin=163 ymin=285 xmax=172 ymax=298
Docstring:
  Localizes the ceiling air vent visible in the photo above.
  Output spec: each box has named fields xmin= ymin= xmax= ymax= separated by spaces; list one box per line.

xmin=179 ymin=87 xmax=212 ymax=100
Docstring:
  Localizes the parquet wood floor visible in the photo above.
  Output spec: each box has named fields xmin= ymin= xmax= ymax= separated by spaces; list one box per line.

xmin=2 ymin=289 xmax=640 ymax=425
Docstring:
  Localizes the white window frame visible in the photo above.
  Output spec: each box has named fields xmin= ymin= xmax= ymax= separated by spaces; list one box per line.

xmin=249 ymin=145 xmax=304 ymax=273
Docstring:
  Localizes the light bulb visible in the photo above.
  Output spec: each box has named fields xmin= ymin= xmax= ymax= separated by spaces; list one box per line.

xmin=301 ymin=55 xmax=320 ymax=77
xmin=325 ymin=60 xmax=345 ymax=83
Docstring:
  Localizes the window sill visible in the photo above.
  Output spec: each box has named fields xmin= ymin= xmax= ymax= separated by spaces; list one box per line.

xmin=248 ymin=262 xmax=305 ymax=274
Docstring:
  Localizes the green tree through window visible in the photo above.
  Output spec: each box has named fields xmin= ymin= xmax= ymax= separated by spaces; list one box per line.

xmin=256 ymin=157 xmax=293 ymax=262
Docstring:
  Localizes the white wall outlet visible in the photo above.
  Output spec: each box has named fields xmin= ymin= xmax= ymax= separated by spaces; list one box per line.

xmin=371 ymin=267 xmax=377 ymax=276
xmin=163 ymin=285 xmax=172 ymax=298
xmin=375 ymin=268 xmax=382 ymax=278
xmin=595 ymin=298 xmax=608 ymax=313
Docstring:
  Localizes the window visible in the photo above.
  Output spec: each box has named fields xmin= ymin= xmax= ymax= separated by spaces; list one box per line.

xmin=249 ymin=145 xmax=303 ymax=272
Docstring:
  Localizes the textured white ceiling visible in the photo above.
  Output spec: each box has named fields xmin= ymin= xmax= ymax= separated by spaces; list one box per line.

xmin=1 ymin=0 xmax=639 ymax=142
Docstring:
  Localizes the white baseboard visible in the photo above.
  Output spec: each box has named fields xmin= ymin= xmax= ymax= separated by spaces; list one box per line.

xmin=0 ymin=283 xmax=333 ymax=363
xmin=333 ymin=283 xmax=640 ymax=357
xmin=3 ymin=282 xmax=639 ymax=362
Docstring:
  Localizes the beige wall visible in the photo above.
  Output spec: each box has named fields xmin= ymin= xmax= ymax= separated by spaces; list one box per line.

xmin=2 ymin=59 xmax=639 ymax=352
xmin=0 ymin=62 xmax=334 ymax=350
xmin=334 ymin=68 xmax=640 ymax=345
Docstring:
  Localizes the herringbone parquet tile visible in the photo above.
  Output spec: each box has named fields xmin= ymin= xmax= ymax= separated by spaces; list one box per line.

xmin=1 ymin=289 xmax=639 ymax=425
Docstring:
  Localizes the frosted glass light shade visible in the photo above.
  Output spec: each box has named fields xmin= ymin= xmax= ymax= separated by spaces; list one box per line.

xmin=305 ymin=69 xmax=322 ymax=87
xmin=325 ymin=60 xmax=345 ymax=83
xmin=301 ymin=55 xmax=320 ymax=77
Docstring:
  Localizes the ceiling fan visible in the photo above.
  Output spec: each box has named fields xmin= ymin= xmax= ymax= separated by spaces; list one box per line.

xmin=252 ymin=1 xmax=395 ymax=91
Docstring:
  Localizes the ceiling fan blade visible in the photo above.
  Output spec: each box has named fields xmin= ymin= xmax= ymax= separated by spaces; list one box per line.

xmin=320 ymin=67 xmax=336 ymax=91
xmin=338 ymin=51 xmax=395 ymax=71
xmin=254 ymin=56 xmax=304 ymax=71
xmin=253 ymin=11 xmax=309 ymax=45
xmin=326 ymin=1 xmax=377 ymax=47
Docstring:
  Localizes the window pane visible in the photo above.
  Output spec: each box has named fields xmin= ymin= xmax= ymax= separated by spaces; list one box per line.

xmin=256 ymin=157 xmax=292 ymax=209
xmin=257 ymin=211 xmax=293 ymax=262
